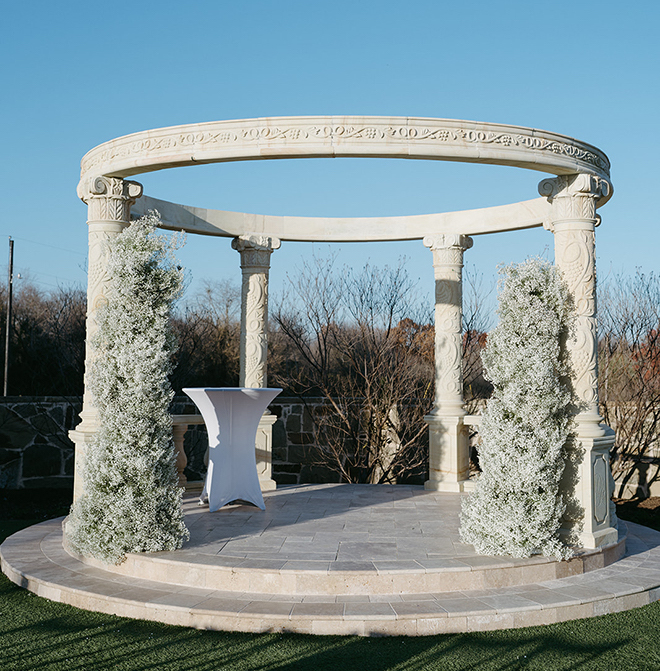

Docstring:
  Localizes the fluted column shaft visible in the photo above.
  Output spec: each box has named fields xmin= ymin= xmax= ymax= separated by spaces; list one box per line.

xmin=423 ymin=234 xmax=473 ymax=491
xmin=539 ymin=173 xmax=618 ymax=548
xmin=232 ymin=234 xmax=281 ymax=490
xmin=70 ymin=177 xmax=143 ymax=501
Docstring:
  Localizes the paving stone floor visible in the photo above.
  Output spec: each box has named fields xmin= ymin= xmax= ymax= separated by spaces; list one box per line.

xmin=187 ymin=483 xmax=477 ymax=567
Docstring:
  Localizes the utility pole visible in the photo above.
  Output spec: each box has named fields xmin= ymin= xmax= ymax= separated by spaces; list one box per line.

xmin=4 ymin=237 xmax=13 ymax=396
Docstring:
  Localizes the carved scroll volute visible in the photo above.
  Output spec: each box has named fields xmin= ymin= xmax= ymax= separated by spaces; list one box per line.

xmin=232 ymin=235 xmax=281 ymax=388
xmin=539 ymin=175 xmax=611 ymax=422
xmin=423 ymin=234 xmax=473 ymax=414
xmin=538 ymin=174 xmax=612 ymax=231
xmin=79 ymin=176 xmax=144 ymax=224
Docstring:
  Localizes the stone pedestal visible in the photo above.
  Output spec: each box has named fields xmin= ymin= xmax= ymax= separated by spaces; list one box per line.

xmin=70 ymin=177 xmax=143 ymax=502
xmin=256 ymin=414 xmax=278 ymax=491
xmin=232 ymin=234 xmax=281 ymax=492
xmin=539 ymin=174 xmax=618 ymax=548
xmin=423 ymin=234 xmax=473 ymax=492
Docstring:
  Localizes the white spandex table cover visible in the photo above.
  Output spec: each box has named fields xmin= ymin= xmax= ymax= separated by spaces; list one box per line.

xmin=183 ymin=387 xmax=282 ymax=511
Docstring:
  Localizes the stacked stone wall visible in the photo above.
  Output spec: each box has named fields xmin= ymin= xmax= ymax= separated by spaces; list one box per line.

xmin=0 ymin=397 xmax=82 ymax=489
xmin=269 ymin=398 xmax=342 ymax=485
xmin=0 ymin=396 xmax=335 ymax=489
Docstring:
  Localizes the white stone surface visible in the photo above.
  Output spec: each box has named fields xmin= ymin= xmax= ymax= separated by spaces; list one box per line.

xmin=3 ymin=487 xmax=657 ymax=637
xmin=423 ymin=235 xmax=473 ymax=491
xmin=539 ymin=174 xmax=617 ymax=548
xmin=232 ymin=235 xmax=280 ymax=491
xmin=131 ymin=195 xmax=552 ymax=241
xmin=79 ymin=116 xmax=612 ymax=186
xmin=70 ymin=176 xmax=143 ymax=502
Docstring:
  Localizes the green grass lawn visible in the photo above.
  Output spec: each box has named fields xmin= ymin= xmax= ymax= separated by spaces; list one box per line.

xmin=1 ymin=494 xmax=659 ymax=671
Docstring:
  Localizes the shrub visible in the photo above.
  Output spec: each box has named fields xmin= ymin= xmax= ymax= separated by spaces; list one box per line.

xmin=66 ymin=212 xmax=189 ymax=564
xmin=460 ymin=258 xmax=573 ymax=559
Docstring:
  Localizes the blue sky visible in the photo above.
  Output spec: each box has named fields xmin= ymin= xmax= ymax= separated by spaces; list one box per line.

xmin=0 ymin=0 xmax=658 ymax=315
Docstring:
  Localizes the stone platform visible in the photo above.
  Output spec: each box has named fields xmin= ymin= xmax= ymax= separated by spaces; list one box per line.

xmin=2 ymin=484 xmax=660 ymax=636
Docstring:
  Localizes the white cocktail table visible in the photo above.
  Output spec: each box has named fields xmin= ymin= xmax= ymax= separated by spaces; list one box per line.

xmin=182 ymin=387 xmax=282 ymax=511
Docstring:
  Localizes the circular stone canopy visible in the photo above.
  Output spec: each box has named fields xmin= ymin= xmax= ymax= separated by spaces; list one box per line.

xmin=79 ymin=117 xmax=612 ymax=242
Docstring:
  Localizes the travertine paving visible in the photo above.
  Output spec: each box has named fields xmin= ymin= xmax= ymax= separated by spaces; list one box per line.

xmin=2 ymin=485 xmax=659 ymax=636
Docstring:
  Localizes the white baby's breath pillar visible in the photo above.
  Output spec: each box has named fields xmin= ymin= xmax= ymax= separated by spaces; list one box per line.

xmin=539 ymin=173 xmax=618 ymax=548
xmin=232 ymin=234 xmax=281 ymax=491
xmin=70 ymin=176 xmax=143 ymax=501
xmin=423 ymin=234 xmax=473 ymax=491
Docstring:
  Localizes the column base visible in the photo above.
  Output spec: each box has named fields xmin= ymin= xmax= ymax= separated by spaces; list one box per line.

xmin=560 ymin=419 xmax=618 ymax=550
xmin=424 ymin=413 xmax=470 ymax=491
xmin=69 ymin=411 xmax=99 ymax=502
xmin=576 ymin=526 xmax=619 ymax=549
xmin=257 ymin=413 xmax=278 ymax=493
xmin=424 ymin=478 xmax=475 ymax=493
xmin=259 ymin=479 xmax=277 ymax=492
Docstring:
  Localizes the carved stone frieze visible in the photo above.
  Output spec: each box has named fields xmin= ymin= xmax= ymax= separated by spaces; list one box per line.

xmin=81 ymin=119 xmax=611 ymax=180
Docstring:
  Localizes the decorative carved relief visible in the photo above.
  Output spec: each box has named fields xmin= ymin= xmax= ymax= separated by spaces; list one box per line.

xmin=424 ymin=236 xmax=472 ymax=409
xmin=80 ymin=179 xmax=143 ymax=416
xmin=593 ymin=455 xmax=609 ymax=524
xmin=243 ymin=273 xmax=268 ymax=388
xmin=555 ymin=227 xmax=599 ymax=410
xmin=538 ymin=174 xmax=612 ymax=229
xmin=79 ymin=176 xmax=143 ymax=223
xmin=81 ymin=122 xmax=611 ymax=177
xmin=541 ymin=176 xmax=602 ymax=415
xmin=232 ymin=235 xmax=281 ymax=269
xmin=233 ymin=235 xmax=281 ymax=388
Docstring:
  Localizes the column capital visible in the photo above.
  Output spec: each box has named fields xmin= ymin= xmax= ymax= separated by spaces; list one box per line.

xmin=423 ymin=233 xmax=473 ymax=253
xmin=538 ymin=174 xmax=612 ymax=229
xmin=232 ymin=234 xmax=281 ymax=269
xmin=78 ymin=176 xmax=143 ymax=224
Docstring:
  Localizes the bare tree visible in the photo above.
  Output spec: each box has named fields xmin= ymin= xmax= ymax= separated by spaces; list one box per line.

xmin=599 ymin=271 xmax=660 ymax=498
xmin=462 ymin=267 xmax=494 ymax=413
xmin=273 ymin=255 xmax=434 ymax=484
xmin=0 ymin=281 xmax=86 ymax=396
xmin=170 ymin=280 xmax=241 ymax=392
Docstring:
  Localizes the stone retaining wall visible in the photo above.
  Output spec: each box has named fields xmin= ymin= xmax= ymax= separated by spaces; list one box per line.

xmin=0 ymin=397 xmax=81 ymax=489
xmin=3 ymin=398 xmax=654 ymax=496
xmin=0 ymin=396 xmax=338 ymax=490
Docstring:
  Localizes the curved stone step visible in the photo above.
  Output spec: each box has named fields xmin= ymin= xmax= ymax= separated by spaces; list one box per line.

xmin=2 ymin=517 xmax=660 ymax=636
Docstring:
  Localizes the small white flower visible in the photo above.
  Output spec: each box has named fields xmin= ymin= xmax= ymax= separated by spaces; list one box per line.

xmin=460 ymin=259 xmax=574 ymax=560
xmin=66 ymin=212 xmax=189 ymax=564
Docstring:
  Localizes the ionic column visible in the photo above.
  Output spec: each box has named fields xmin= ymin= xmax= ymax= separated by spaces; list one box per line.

xmin=232 ymin=234 xmax=281 ymax=491
xmin=70 ymin=176 xmax=143 ymax=501
xmin=539 ymin=173 xmax=618 ymax=548
xmin=423 ymin=234 xmax=473 ymax=491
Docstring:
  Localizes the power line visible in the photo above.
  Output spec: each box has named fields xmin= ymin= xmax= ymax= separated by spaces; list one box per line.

xmin=11 ymin=235 xmax=86 ymax=257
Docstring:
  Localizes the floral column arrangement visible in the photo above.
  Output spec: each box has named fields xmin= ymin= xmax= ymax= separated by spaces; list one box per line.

xmin=460 ymin=259 xmax=574 ymax=559
xmin=66 ymin=213 xmax=189 ymax=564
